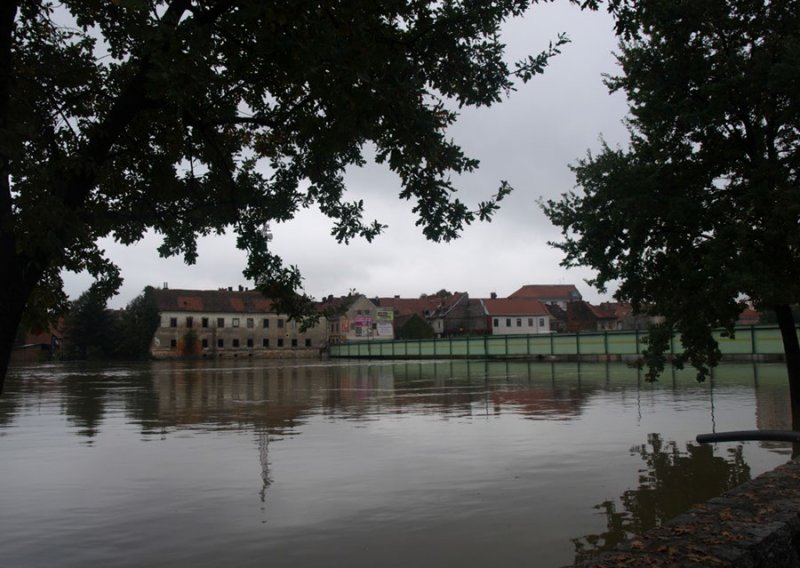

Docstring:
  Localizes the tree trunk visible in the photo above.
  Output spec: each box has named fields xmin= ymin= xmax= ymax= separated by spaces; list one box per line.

xmin=0 ymin=247 xmax=37 ymax=395
xmin=0 ymin=293 xmax=26 ymax=395
xmin=774 ymin=304 xmax=800 ymax=433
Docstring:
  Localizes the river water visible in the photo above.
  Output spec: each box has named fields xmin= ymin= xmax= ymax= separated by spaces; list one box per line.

xmin=0 ymin=360 xmax=792 ymax=567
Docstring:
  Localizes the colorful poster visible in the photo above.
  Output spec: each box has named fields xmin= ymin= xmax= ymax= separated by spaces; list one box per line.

xmin=375 ymin=309 xmax=394 ymax=337
xmin=375 ymin=309 xmax=394 ymax=322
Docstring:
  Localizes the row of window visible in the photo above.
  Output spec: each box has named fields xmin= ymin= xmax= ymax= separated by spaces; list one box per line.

xmin=493 ymin=317 xmax=546 ymax=328
xmin=168 ymin=316 xmax=290 ymax=329
xmin=169 ymin=337 xmax=313 ymax=349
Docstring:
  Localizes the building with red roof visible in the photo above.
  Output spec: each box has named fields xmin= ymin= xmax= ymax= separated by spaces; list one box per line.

xmin=479 ymin=297 xmax=553 ymax=335
xmin=565 ymin=301 xmax=619 ymax=332
xmin=509 ymin=284 xmax=583 ymax=309
xmin=151 ymin=287 xmax=327 ymax=358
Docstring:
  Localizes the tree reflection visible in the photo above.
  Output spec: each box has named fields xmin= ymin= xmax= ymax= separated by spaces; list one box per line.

xmin=61 ymin=373 xmax=108 ymax=438
xmin=572 ymin=433 xmax=751 ymax=565
xmin=0 ymin=389 xmax=19 ymax=427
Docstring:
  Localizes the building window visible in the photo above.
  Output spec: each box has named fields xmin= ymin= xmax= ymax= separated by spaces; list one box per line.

xmin=539 ymin=318 xmax=545 ymax=327
xmin=232 ymin=338 xmax=240 ymax=348
xmin=232 ymin=318 xmax=240 ymax=328
xmin=528 ymin=318 xmax=533 ymax=327
xmin=186 ymin=316 xmax=193 ymax=328
xmin=305 ymin=339 xmax=312 ymax=347
xmin=506 ymin=318 xmax=511 ymax=327
xmin=169 ymin=317 xmax=177 ymax=328
xmin=291 ymin=338 xmax=298 ymax=348
xmin=170 ymin=339 xmax=177 ymax=349
xmin=217 ymin=338 xmax=224 ymax=348
xmin=202 ymin=317 xmax=209 ymax=328
xmin=262 ymin=338 xmax=269 ymax=347
xmin=247 ymin=318 xmax=254 ymax=328
xmin=202 ymin=338 xmax=208 ymax=348
xmin=217 ymin=318 xmax=224 ymax=328
xmin=247 ymin=338 xmax=253 ymax=348
xmin=263 ymin=319 xmax=269 ymax=328
xmin=516 ymin=318 xmax=522 ymax=327
xmin=277 ymin=319 xmax=284 ymax=328
xmin=277 ymin=338 xmax=284 ymax=347
xmin=493 ymin=318 xmax=499 ymax=327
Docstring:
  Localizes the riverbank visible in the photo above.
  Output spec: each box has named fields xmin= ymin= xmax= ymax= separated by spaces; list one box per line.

xmin=575 ymin=457 xmax=800 ymax=567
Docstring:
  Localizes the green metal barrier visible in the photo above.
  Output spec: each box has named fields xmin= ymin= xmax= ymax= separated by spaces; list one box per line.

xmin=328 ymin=325 xmax=796 ymax=360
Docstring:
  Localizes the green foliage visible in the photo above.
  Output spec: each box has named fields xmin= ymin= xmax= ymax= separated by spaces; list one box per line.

xmin=62 ymin=287 xmax=158 ymax=360
xmin=760 ymin=305 xmax=800 ymax=325
xmin=396 ymin=314 xmax=435 ymax=340
xmin=2 ymin=0 xmax=585 ymax=331
xmin=543 ymin=0 xmax=800 ymax=381
xmin=112 ymin=286 xmax=160 ymax=359
xmin=62 ymin=289 xmax=113 ymax=359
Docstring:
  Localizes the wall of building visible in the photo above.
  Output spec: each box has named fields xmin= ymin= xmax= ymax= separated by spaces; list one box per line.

xmin=340 ymin=296 xmax=383 ymax=341
xmin=490 ymin=315 xmax=550 ymax=335
xmin=441 ymin=298 xmax=488 ymax=336
xmin=152 ymin=310 xmax=327 ymax=358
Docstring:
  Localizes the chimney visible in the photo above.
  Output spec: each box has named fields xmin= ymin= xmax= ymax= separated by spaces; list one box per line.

xmin=490 ymin=292 xmax=497 ymax=299
xmin=394 ymin=295 xmax=400 ymax=299
xmin=238 ymin=285 xmax=243 ymax=292
xmin=228 ymin=286 xmax=233 ymax=292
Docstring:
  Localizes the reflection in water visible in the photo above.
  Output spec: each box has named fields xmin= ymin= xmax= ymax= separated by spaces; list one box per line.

xmin=258 ymin=428 xmax=272 ymax=502
xmin=151 ymin=360 xmax=605 ymax=432
xmin=0 ymin=388 xmax=19 ymax=428
xmin=572 ymin=433 xmax=752 ymax=565
xmin=61 ymin=372 xmax=109 ymax=438
xmin=0 ymin=360 xmax=792 ymax=568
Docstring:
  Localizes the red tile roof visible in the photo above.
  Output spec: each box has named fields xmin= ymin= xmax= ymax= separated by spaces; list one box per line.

xmin=586 ymin=303 xmax=618 ymax=320
xmin=509 ymin=284 xmax=582 ymax=301
xmin=481 ymin=298 xmax=550 ymax=316
xmin=599 ymin=302 xmax=634 ymax=320
xmin=376 ymin=294 xmax=465 ymax=318
xmin=737 ymin=307 xmax=761 ymax=325
xmin=153 ymin=289 xmax=275 ymax=313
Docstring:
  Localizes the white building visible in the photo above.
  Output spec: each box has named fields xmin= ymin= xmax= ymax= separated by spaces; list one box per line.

xmin=480 ymin=298 xmax=552 ymax=335
xmin=151 ymin=288 xmax=326 ymax=358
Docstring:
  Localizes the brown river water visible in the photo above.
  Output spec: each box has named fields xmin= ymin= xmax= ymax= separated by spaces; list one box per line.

xmin=0 ymin=359 xmax=792 ymax=567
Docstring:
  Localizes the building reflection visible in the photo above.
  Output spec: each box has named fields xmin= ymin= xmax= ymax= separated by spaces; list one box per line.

xmin=4 ymin=360 xmax=790 ymax=438
xmin=149 ymin=360 xmax=609 ymax=430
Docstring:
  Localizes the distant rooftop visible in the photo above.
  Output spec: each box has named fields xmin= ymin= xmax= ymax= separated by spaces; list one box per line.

xmin=153 ymin=288 xmax=275 ymax=313
xmin=509 ymin=284 xmax=582 ymax=301
xmin=481 ymin=298 xmax=550 ymax=316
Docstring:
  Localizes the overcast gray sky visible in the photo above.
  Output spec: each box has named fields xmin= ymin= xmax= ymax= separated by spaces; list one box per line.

xmin=62 ymin=2 xmax=630 ymax=308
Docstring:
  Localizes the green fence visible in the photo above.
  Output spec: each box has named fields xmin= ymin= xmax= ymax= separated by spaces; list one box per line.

xmin=328 ymin=325 xmax=795 ymax=360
